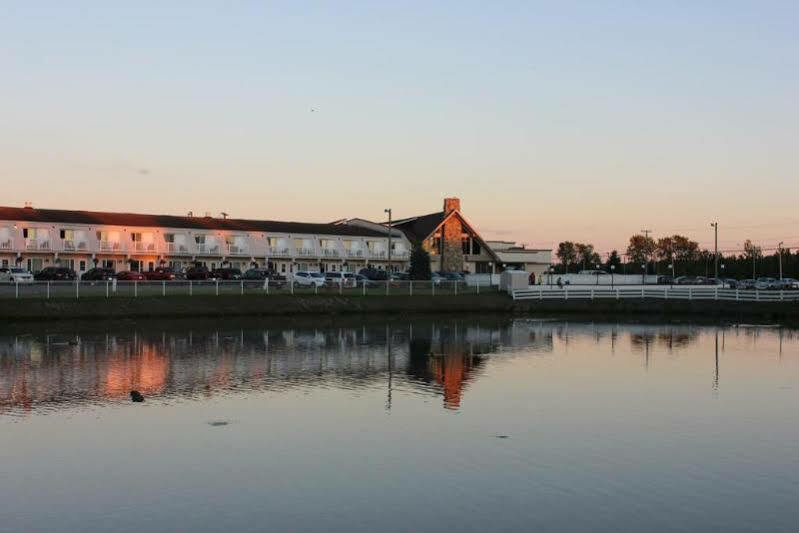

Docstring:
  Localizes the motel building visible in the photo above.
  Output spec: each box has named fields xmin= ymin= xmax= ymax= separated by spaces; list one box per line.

xmin=0 ymin=198 xmax=550 ymax=278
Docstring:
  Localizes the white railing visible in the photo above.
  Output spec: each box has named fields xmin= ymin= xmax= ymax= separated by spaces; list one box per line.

xmin=0 ymin=279 xmax=498 ymax=299
xmin=226 ymin=244 xmax=248 ymax=256
xmin=26 ymin=239 xmax=50 ymax=250
xmin=512 ymin=286 xmax=799 ymax=303
xmin=322 ymin=248 xmax=339 ymax=257
xmin=268 ymin=246 xmax=291 ymax=257
xmin=165 ymin=242 xmax=190 ymax=254
xmin=370 ymin=250 xmax=387 ymax=259
xmin=196 ymin=243 xmax=221 ymax=254
xmin=98 ymin=241 xmax=121 ymax=252
xmin=297 ymin=247 xmax=315 ymax=257
xmin=0 ymin=240 xmax=12 ymax=250
xmin=131 ymin=242 xmax=156 ymax=253
xmin=344 ymin=249 xmax=365 ymax=258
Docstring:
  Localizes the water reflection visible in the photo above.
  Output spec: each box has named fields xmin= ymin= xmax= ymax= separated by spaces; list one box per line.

xmin=1 ymin=319 xmax=797 ymax=417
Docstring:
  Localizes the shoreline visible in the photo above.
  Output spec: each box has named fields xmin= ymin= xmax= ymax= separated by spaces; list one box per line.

xmin=2 ymin=293 xmax=799 ymax=325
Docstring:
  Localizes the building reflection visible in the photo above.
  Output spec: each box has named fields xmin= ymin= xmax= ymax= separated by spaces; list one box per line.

xmin=1 ymin=320 xmax=792 ymax=416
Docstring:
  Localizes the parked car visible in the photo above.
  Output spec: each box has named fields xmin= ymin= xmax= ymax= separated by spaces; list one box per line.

xmin=358 ymin=267 xmax=389 ymax=281
xmin=781 ymin=278 xmax=799 ymax=289
xmin=243 ymin=268 xmax=271 ymax=280
xmin=0 ymin=267 xmax=34 ymax=283
xmin=324 ymin=272 xmax=357 ymax=287
xmin=81 ymin=267 xmax=115 ymax=281
xmin=211 ymin=268 xmax=243 ymax=280
xmin=674 ymin=276 xmax=696 ymax=285
xmin=115 ymin=270 xmax=146 ymax=281
xmin=738 ymin=279 xmax=757 ymax=290
xmin=390 ymin=272 xmax=410 ymax=281
xmin=293 ymin=271 xmax=326 ymax=288
xmin=144 ymin=267 xmax=179 ymax=281
xmin=719 ymin=278 xmax=738 ymax=289
xmin=755 ymin=277 xmax=780 ymax=290
xmin=440 ymin=272 xmax=465 ymax=282
xmin=33 ymin=267 xmax=76 ymax=281
xmin=185 ymin=265 xmax=212 ymax=280
xmin=431 ymin=272 xmax=444 ymax=286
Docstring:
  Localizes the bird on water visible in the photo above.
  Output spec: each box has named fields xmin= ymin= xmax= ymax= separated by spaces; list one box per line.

xmin=130 ymin=390 xmax=144 ymax=402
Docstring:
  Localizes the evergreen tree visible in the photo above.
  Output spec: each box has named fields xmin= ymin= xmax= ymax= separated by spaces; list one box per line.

xmin=409 ymin=244 xmax=432 ymax=280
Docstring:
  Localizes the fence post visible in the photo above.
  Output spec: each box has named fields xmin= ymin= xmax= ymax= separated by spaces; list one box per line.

xmin=215 ymin=280 xmax=219 ymax=296
xmin=455 ymin=281 xmax=458 ymax=295
xmin=314 ymin=283 xmax=317 ymax=295
xmin=134 ymin=281 xmax=138 ymax=298
xmin=241 ymin=280 xmax=244 ymax=296
xmin=477 ymin=281 xmax=480 ymax=295
xmin=47 ymin=281 xmax=50 ymax=299
xmin=715 ymin=287 xmax=718 ymax=301
xmin=266 ymin=278 xmax=269 ymax=295
xmin=688 ymin=288 xmax=692 ymax=301
xmin=539 ymin=288 xmax=543 ymax=300
xmin=780 ymin=290 xmax=784 ymax=302
xmin=162 ymin=280 xmax=166 ymax=297
xmin=736 ymin=288 xmax=739 ymax=301
xmin=641 ymin=287 xmax=644 ymax=299
xmin=339 ymin=279 xmax=342 ymax=295
xmin=564 ymin=288 xmax=568 ymax=301
xmin=756 ymin=290 xmax=759 ymax=302
xmin=76 ymin=280 xmax=79 ymax=299
xmin=385 ymin=279 xmax=389 ymax=296
xmin=362 ymin=279 xmax=366 ymax=296
xmin=432 ymin=281 xmax=435 ymax=296
xmin=189 ymin=280 xmax=193 ymax=296
xmin=410 ymin=280 xmax=413 ymax=296
xmin=15 ymin=282 xmax=18 ymax=299
xmin=616 ymin=288 xmax=620 ymax=300
xmin=665 ymin=287 xmax=669 ymax=300
xmin=106 ymin=281 xmax=109 ymax=298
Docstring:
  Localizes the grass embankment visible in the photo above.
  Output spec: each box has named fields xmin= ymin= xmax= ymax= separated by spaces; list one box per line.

xmin=2 ymin=293 xmax=798 ymax=324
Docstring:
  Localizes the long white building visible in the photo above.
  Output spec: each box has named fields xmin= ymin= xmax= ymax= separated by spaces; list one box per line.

xmin=0 ymin=198 xmax=552 ymax=277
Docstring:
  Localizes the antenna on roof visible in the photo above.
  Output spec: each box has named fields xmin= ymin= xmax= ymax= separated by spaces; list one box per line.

xmin=221 ymin=212 xmax=228 ymax=219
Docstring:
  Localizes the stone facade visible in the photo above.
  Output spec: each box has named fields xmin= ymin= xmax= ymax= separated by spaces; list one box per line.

xmin=440 ymin=198 xmax=464 ymax=272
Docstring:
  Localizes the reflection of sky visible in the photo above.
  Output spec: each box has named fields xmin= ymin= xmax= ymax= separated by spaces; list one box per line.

xmin=2 ymin=320 xmax=799 ymax=532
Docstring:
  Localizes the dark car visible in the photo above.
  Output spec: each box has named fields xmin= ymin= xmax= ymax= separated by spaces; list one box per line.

xmin=115 ymin=270 xmax=146 ymax=281
xmin=440 ymin=271 xmax=465 ymax=282
xmin=81 ymin=268 xmax=115 ymax=281
xmin=244 ymin=268 xmax=282 ymax=280
xmin=358 ymin=267 xmax=389 ymax=281
xmin=211 ymin=268 xmax=242 ymax=280
xmin=144 ymin=267 xmax=179 ymax=281
xmin=185 ymin=265 xmax=211 ymax=280
xmin=34 ymin=267 xmax=76 ymax=281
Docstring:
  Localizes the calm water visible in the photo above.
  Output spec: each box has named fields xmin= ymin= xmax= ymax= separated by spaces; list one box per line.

xmin=1 ymin=317 xmax=799 ymax=532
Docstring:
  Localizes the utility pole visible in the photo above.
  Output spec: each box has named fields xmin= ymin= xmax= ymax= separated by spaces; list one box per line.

xmin=641 ymin=229 xmax=651 ymax=283
xmin=710 ymin=222 xmax=719 ymax=279
xmin=778 ymin=241 xmax=784 ymax=280
xmin=384 ymin=208 xmax=392 ymax=273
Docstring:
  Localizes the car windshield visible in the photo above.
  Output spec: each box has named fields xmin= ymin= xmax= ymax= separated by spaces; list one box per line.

xmin=11 ymin=268 xmax=25 ymax=273
xmin=310 ymin=273 xmax=325 ymax=278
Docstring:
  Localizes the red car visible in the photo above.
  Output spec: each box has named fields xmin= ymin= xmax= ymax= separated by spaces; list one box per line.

xmin=144 ymin=267 xmax=177 ymax=281
xmin=115 ymin=270 xmax=146 ymax=281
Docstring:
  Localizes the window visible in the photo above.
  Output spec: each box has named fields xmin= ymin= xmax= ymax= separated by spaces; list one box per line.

xmin=60 ymin=229 xmax=66 ymax=239
xmin=164 ymin=233 xmax=175 ymax=242
xmin=102 ymin=260 xmax=114 ymax=269
xmin=79 ymin=260 xmax=86 ymax=271
xmin=1 ymin=259 xmax=7 ymax=267
xmin=23 ymin=228 xmax=28 ymax=238
xmin=281 ymin=264 xmax=286 ymax=273
xmin=148 ymin=262 xmax=154 ymax=271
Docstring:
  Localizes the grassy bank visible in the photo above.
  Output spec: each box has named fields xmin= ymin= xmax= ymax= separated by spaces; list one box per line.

xmin=2 ymin=292 xmax=799 ymax=324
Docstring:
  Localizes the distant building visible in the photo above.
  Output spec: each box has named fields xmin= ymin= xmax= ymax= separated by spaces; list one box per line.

xmin=486 ymin=240 xmax=551 ymax=281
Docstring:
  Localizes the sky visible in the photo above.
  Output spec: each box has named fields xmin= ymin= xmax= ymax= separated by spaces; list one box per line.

xmin=1 ymin=1 xmax=798 ymax=256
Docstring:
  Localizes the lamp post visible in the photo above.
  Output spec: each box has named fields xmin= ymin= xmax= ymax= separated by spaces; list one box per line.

xmin=384 ymin=208 xmax=392 ymax=273
xmin=668 ymin=262 xmax=675 ymax=283
xmin=710 ymin=222 xmax=719 ymax=279
xmin=594 ymin=263 xmax=600 ymax=285
xmin=549 ymin=265 xmax=554 ymax=288
xmin=778 ymin=241 xmax=784 ymax=280
xmin=610 ymin=264 xmax=615 ymax=288
xmin=641 ymin=263 xmax=646 ymax=285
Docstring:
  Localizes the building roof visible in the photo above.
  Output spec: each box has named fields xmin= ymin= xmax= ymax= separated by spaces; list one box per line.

xmin=0 ymin=206 xmax=388 ymax=237
xmin=389 ymin=211 xmax=445 ymax=242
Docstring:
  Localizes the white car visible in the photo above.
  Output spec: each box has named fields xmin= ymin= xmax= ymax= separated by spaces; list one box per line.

xmin=293 ymin=271 xmax=326 ymax=288
xmin=0 ymin=267 xmax=34 ymax=283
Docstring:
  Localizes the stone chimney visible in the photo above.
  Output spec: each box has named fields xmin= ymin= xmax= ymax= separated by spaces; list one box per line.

xmin=443 ymin=197 xmax=461 ymax=214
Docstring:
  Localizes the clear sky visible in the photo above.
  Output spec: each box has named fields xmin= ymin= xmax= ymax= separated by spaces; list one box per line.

xmin=1 ymin=1 xmax=797 ymax=255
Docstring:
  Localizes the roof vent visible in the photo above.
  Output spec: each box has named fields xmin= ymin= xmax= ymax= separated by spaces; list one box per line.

xmin=24 ymin=201 xmax=33 ymax=209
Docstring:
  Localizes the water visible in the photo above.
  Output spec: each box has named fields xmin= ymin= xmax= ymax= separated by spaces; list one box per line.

xmin=2 ymin=317 xmax=798 ymax=532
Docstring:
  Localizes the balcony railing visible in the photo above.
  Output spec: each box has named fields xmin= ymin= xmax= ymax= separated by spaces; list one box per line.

xmin=369 ymin=250 xmax=387 ymax=259
xmin=226 ymin=244 xmax=249 ymax=256
xmin=130 ymin=241 xmax=157 ymax=253
xmin=196 ymin=243 xmax=221 ymax=255
xmin=267 ymin=246 xmax=290 ymax=257
xmin=62 ymin=240 xmax=88 ymax=252
xmin=165 ymin=242 xmax=191 ymax=254
xmin=99 ymin=241 xmax=122 ymax=252
xmin=296 ymin=247 xmax=315 ymax=257
xmin=0 ymin=240 xmax=11 ymax=250
xmin=344 ymin=249 xmax=365 ymax=258
xmin=321 ymin=248 xmax=339 ymax=257
xmin=26 ymin=239 xmax=51 ymax=251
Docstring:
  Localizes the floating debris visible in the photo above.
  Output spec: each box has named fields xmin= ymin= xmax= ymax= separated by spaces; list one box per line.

xmin=208 ymin=420 xmax=231 ymax=427
xmin=130 ymin=390 xmax=145 ymax=402
xmin=494 ymin=435 xmax=510 ymax=439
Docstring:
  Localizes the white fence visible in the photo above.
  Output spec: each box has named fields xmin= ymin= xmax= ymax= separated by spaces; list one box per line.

xmin=0 ymin=279 xmax=501 ymax=299
xmin=513 ymin=286 xmax=799 ymax=303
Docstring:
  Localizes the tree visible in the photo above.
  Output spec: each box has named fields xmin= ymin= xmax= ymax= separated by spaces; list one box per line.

xmin=556 ymin=241 xmax=578 ymax=273
xmin=575 ymin=243 xmax=601 ymax=271
xmin=742 ymin=239 xmax=762 ymax=259
xmin=626 ymin=234 xmax=656 ymax=265
xmin=605 ymin=250 xmax=622 ymax=270
xmin=408 ymin=244 xmax=432 ymax=280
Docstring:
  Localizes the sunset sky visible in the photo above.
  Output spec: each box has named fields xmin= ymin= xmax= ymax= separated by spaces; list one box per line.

xmin=2 ymin=2 xmax=797 ymax=256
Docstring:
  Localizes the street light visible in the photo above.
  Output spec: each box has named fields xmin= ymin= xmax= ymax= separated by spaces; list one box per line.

xmin=668 ymin=263 xmax=674 ymax=284
xmin=778 ymin=241 xmax=784 ymax=280
xmin=641 ymin=263 xmax=646 ymax=285
xmin=384 ymin=208 xmax=392 ymax=273
xmin=610 ymin=264 xmax=615 ymax=288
